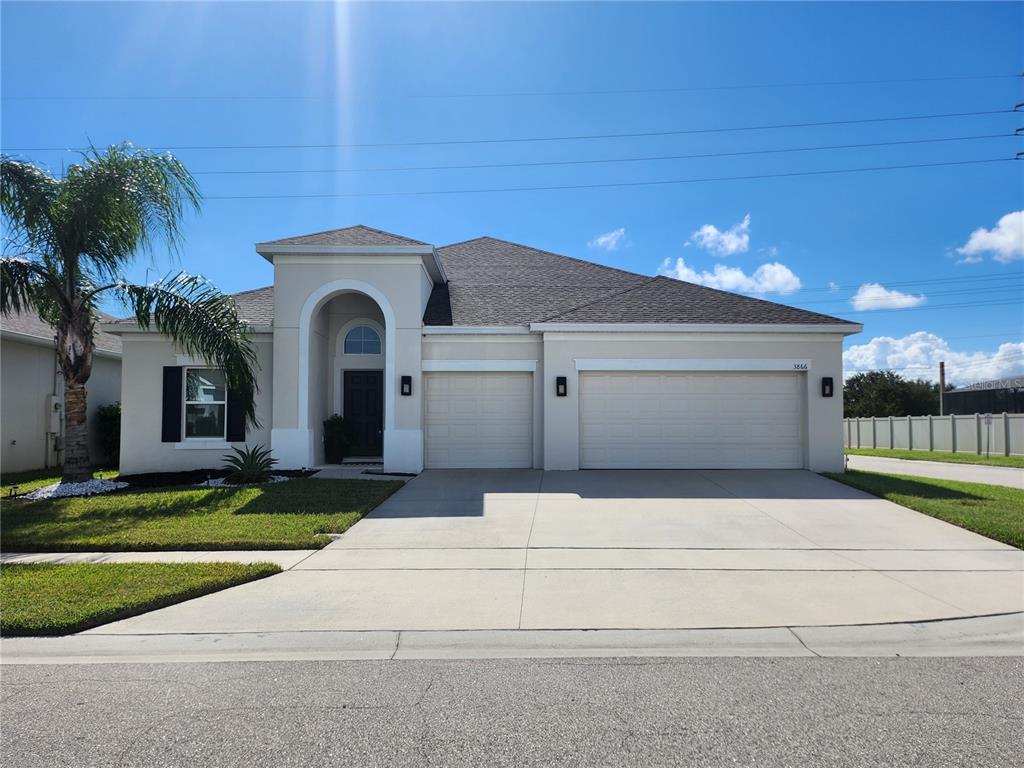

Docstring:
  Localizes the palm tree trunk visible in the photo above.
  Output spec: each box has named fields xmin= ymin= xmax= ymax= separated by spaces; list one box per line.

xmin=62 ymin=382 xmax=91 ymax=482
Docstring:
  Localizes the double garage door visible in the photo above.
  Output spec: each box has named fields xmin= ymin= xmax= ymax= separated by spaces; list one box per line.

xmin=579 ymin=372 xmax=805 ymax=469
xmin=423 ymin=370 xmax=805 ymax=470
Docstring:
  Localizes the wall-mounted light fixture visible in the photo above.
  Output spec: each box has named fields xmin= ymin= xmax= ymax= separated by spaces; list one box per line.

xmin=401 ymin=375 xmax=413 ymax=396
xmin=556 ymin=376 xmax=567 ymax=397
xmin=821 ymin=376 xmax=834 ymax=398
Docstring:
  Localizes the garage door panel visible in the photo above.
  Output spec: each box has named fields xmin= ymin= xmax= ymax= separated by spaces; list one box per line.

xmin=424 ymin=372 xmax=533 ymax=469
xmin=580 ymin=372 xmax=804 ymax=469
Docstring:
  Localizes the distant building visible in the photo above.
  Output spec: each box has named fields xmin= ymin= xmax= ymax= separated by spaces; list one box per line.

xmin=1 ymin=310 xmax=122 ymax=473
xmin=944 ymin=376 xmax=1024 ymax=415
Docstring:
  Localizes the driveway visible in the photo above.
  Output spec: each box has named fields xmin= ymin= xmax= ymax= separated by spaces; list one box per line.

xmin=846 ymin=454 xmax=1024 ymax=489
xmin=88 ymin=470 xmax=1023 ymax=635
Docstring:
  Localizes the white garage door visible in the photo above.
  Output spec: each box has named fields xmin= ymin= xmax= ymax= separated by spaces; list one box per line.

xmin=424 ymin=372 xmax=533 ymax=468
xmin=579 ymin=372 xmax=804 ymax=469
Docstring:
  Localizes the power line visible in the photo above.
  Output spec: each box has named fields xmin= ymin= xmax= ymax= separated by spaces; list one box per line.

xmin=843 ymin=297 xmax=1022 ymax=314
xmin=794 ymin=271 xmax=1024 ymax=296
xmin=416 ymin=74 xmax=1022 ymax=99
xmin=189 ymin=133 xmax=1015 ymax=176
xmin=4 ymin=73 xmax=1017 ymax=102
xmin=797 ymin=283 xmax=1023 ymax=307
xmin=6 ymin=108 xmax=1013 ymax=153
xmin=199 ymin=157 xmax=1014 ymax=200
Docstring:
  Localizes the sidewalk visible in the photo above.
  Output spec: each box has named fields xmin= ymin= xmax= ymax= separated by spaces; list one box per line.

xmin=0 ymin=550 xmax=316 ymax=569
xmin=845 ymin=455 xmax=1023 ymax=489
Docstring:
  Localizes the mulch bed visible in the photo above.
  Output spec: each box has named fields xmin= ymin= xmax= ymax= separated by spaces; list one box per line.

xmin=115 ymin=468 xmax=317 ymax=490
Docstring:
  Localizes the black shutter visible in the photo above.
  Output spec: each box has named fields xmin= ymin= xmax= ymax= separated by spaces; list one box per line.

xmin=226 ymin=389 xmax=246 ymax=443
xmin=161 ymin=367 xmax=183 ymax=442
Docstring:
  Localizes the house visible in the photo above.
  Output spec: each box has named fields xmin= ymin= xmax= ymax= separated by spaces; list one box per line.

xmin=104 ymin=225 xmax=861 ymax=475
xmin=1 ymin=310 xmax=122 ymax=473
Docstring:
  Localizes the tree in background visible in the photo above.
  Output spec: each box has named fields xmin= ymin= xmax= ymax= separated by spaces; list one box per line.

xmin=1 ymin=143 xmax=257 ymax=483
xmin=844 ymin=370 xmax=953 ymax=418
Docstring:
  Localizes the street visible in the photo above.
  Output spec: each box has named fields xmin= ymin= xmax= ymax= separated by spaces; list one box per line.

xmin=3 ymin=656 xmax=1022 ymax=767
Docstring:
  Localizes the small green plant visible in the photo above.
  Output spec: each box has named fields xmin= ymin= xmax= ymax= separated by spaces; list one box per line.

xmin=323 ymin=414 xmax=352 ymax=464
xmin=94 ymin=402 xmax=121 ymax=465
xmin=222 ymin=444 xmax=278 ymax=485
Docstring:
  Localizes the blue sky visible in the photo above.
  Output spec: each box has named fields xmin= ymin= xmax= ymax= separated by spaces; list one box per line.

xmin=2 ymin=1 xmax=1022 ymax=384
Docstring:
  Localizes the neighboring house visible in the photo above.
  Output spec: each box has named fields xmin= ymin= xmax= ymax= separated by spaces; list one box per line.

xmin=103 ymin=225 xmax=861 ymax=475
xmin=1 ymin=310 xmax=122 ymax=473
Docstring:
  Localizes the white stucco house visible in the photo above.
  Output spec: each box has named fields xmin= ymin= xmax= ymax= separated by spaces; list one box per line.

xmin=103 ymin=225 xmax=861 ymax=475
xmin=1 ymin=310 xmax=122 ymax=473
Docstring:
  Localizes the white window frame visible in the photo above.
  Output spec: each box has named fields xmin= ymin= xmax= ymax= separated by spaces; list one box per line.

xmin=182 ymin=366 xmax=227 ymax=442
xmin=343 ymin=324 xmax=383 ymax=356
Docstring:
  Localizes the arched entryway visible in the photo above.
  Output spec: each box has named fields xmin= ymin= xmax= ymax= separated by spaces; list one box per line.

xmin=293 ymin=280 xmax=397 ymax=467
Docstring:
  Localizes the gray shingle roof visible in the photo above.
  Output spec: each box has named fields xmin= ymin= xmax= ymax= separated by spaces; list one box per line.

xmin=1 ymin=309 xmax=122 ymax=354
xmin=425 ymin=237 xmax=650 ymax=325
xmin=257 ymin=224 xmax=429 ymax=248
xmin=109 ymin=231 xmax=856 ymax=331
xmin=425 ymin=236 xmax=853 ymax=326
xmin=540 ymin=275 xmax=850 ymax=325
xmin=229 ymin=286 xmax=275 ymax=325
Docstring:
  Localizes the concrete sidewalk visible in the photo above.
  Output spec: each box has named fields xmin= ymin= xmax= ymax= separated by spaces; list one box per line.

xmin=0 ymin=550 xmax=316 ymax=568
xmin=846 ymin=454 xmax=1023 ymax=488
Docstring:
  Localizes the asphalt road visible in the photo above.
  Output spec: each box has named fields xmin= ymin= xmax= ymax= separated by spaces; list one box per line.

xmin=3 ymin=657 xmax=1022 ymax=767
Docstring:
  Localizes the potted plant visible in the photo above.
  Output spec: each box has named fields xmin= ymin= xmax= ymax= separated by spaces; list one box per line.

xmin=323 ymin=414 xmax=351 ymax=464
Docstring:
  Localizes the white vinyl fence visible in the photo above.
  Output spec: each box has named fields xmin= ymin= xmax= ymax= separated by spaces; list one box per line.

xmin=844 ymin=413 xmax=1024 ymax=456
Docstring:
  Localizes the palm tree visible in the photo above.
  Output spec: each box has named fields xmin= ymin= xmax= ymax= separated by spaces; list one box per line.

xmin=1 ymin=143 xmax=257 ymax=483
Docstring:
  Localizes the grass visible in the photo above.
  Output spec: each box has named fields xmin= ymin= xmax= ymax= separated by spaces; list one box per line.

xmin=0 ymin=562 xmax=280 ymax=636
xmin=1 ymin=467 xmax=119 ymax=497
xmin=845 ymin=447 xmax=1024 ymax=469
xmin=0 ymin=478 xmax=404 ymax=551
xmin=826 ymin=470 xmax=1024 ymax=549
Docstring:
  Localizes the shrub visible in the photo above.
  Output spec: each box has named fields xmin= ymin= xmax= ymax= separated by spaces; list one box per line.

xmin=323 ymin=414 xmax=352 ymax=464
xmin=221 ymin=444 xmax=278 ymax=485
xmin=94 ymin=402 xmax=121 ymax=466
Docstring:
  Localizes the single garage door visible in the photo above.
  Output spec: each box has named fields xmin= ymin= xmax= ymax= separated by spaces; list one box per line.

xmin=424 ymin=372 xmax=533 ymax=468
xmin=579 ymin=371 xmax=804 ymax=469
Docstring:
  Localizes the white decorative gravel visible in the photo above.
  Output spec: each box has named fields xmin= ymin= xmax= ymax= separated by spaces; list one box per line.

xmin=24 ymin=478 xmax=129 ymax=500
xmin=196 ymin=475 xmax=290 ymax=488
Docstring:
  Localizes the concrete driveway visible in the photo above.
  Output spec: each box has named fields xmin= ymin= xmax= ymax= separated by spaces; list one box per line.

xmin=89 ymin=470 xmax=1023 ymax=635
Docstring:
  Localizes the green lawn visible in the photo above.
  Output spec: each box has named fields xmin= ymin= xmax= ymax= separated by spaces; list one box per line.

xmin=826 ymin=470 xmax=1024 ymax=549
xmin=845 ymin=447 xmax=1024 ymax=469
xmin=1 ymin=467 xmax=119 ymax=497
xmin=0 ymin=478 xmax=404 ymax=551
xmin=0 ymin=562 xmax=280 ymax=636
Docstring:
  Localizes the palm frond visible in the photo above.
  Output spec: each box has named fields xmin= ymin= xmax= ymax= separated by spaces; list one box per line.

xmin=0 ymin=256 xmax=69 ymax=319
xmin=54 ymin=142 xmax=201 ymax=283
xmin=0 ymin=158 xmax=59 ymax=258
xmin=114 ymin=273 xmax=259 ymax=426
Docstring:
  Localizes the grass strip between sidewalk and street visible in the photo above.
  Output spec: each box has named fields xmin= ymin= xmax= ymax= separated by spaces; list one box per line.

xmin=1 ymin=478 xmax=404 ymax=551
xmin=845 ymin=448 xmax=1024 ymax=469
xmin=826 ymin=470 xmax=1024 ymax=549
xmin=0 ymin=562 xmax=281 ymax=636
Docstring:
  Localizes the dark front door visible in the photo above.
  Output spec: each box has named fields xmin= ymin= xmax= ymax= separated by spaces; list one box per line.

xmin=343 ymin=370 xmax=384 ymax=457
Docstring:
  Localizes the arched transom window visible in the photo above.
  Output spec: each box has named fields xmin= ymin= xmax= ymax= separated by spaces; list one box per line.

xmin=344 ymin=325 xmax=381 ymax=355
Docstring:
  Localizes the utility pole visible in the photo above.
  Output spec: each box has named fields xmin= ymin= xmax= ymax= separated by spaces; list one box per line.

xmin=938 ymin=361 xmax=946 ymax=416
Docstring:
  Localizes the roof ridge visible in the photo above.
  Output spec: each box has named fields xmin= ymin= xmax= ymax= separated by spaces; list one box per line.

xmin=438 ymin=235 xmax=649 ymax=282
xmin=230 ymin=285 xmax=273 ymax=298
xmin=258 ymin=224 xmax=428 ymax=246
xmin=538 ymin=276 xmax=661 ymax=323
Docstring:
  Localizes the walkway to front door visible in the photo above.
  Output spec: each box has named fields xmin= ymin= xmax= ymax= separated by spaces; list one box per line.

xmin=343 ymin=370 xmax=383 ymax=457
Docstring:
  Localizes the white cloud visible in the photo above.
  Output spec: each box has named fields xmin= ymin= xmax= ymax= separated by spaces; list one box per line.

xmin=956 ymin=210 xmax=1024 ymax=264
xmin=828 ymin=281 xmax=840 ymax=292
xmin=659 ymin=257 xmax=801 ymax=294
xmin=687 ymin=214 xmax=750 ymax=256
xmin=850 ymin=283 xmax=926 ymax=311
xmin=844 ymin=332 xmax=1024 ymax=385
xmin=956 ymin=254 xmax=983 ymax=265
xmin=588 ymin=227 xmax=626 ymax=251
